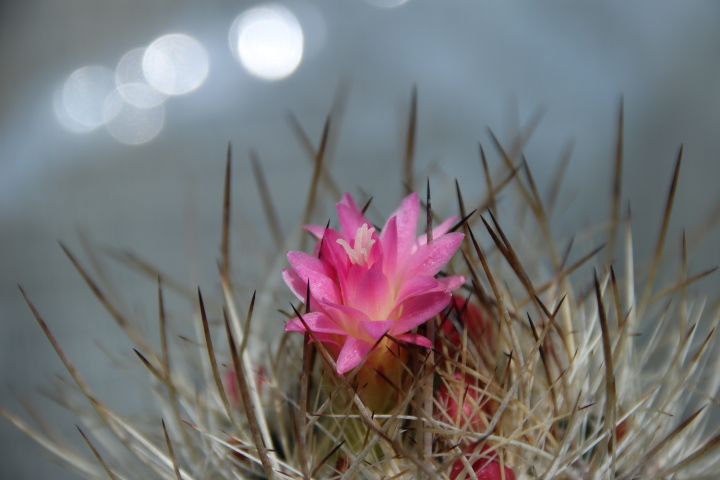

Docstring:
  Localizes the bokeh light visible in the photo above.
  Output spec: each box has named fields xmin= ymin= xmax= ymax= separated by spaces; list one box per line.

xmin=59 ymin=65 xmax=115 ymax=131
xmin=103 ymin=85 xmax=165 ymax=145
xmin=115 ymin=47 xmax=167 ymax=108
xmin=53 ymin=87 xmax=93 ymax=134
xmin=230 ymin=4 xmax=304 ymax=81
xmin=142 ymin=33 xmax=209 ymax=96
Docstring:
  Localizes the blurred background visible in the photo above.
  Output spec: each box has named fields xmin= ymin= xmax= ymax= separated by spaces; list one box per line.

xmin=2 ymin=1 xmax=720 ymax=478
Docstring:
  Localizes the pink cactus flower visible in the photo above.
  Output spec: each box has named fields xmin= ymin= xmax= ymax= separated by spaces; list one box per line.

xmin=283 ymin=192 xmax=465 ymax=374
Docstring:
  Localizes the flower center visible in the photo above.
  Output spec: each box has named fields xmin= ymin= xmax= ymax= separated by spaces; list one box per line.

xmin=337 ymin=223 xmax=375 ymax=266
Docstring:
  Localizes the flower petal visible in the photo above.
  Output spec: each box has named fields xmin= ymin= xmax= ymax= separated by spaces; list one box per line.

xmin=387 ymin=192 xmax=420 ymax=255
xmin=282 ymin=268 xmax=306 ymax=302
xmin=346 ymin=260 xmax=391 ymax=318
xmin=308 ymin=332 xmax=343 ymax=348
xmin=402 ymin=232 xmax=464 ymax=279
xmin=285 ymin=311 xmax=345 ymax=335
xmin=361 ymin=319 xmax=393 ymax=341
xmin=394 ymin=275 xmax=464 ymax=304
xmin=438 ymin=275 xmax=465 ymax=292
xmin=337 ymin=193 xmax=369 ymax=238
xmin=390 ymin=291 xmax=451 ymax=334
xmin=380 ymin=216 xmax=399 ymax=276
xmin=318 ymin=228 xmax=349 ymax=277
xmin=396 ymin=333 xmax=433 ymax=348
xmin=396 ymin=276 xmax=444 ymax=303
xmin=304 ymin=224 xmax=327 ymax=239
xmin=336 ymin=337 xmax=373 ymax=374
xmin=320 ymin=301 xmax=373 ymax=341
xmin=417 ymin=216 xmax=458 ymax=246
xmin=287 ymin=251 xmax=340 ymax=304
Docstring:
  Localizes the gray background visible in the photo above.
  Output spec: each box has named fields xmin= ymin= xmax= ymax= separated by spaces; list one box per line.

xmin=2 ymin=1 xmax=720 ymax=478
